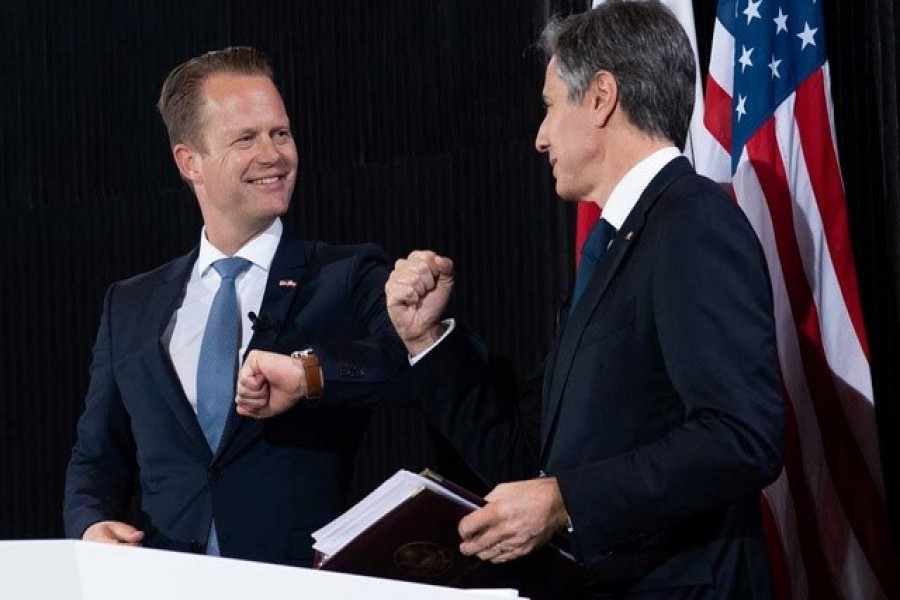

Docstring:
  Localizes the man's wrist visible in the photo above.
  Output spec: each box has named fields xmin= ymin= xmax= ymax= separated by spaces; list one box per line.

xmin=539 ymin=472 xmax=573 ymax=532
xmin=408 ymin=319 xmax=456 ymax=364
xmin=405 ymin=323 xmax=447 ymax=355
xmin=291 ymin=349 xmax=323 ymax=400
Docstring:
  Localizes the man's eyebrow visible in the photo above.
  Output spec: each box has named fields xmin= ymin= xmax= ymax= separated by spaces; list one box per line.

xmin=224 ymin=127 xmax=256 ymax=137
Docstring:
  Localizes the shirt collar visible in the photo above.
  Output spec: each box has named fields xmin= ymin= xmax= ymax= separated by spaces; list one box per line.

xmin=600 ymin=146 xmax=682 ymax=230
xmin=197 ymin=218 xmax=283 ymax=277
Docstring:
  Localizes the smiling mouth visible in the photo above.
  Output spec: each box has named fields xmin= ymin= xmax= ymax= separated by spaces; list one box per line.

xmin=248 ymin=175 xmax=287 ymax=185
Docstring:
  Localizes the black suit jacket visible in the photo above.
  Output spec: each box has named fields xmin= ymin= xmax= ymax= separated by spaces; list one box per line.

xmin=406 ymin=158 xmax=784 ymax=598
xmin=64 ymin=236 xmax=406 ymax=566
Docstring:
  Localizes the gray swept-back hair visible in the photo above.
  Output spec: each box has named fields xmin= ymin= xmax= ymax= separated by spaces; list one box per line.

xmin=539 ymin=0 xmax=695 ymax=150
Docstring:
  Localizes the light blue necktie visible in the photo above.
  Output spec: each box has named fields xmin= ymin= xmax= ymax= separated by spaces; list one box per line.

xmin=196 ymin=256 xmax=250 ymax=556
xmin=571 ymin=218 xmax=615 ymax=309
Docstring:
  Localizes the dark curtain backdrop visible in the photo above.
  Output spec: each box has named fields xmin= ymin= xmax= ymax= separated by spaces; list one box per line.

xmin=827 ymin=0 xmax=900 ymax=557
xmin=1 ymin=0 xmax=897 ymax=559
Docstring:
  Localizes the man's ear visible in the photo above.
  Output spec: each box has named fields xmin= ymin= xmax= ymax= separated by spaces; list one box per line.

xmin=173 ymin=143 xmax=202 ymax=184
xmin=590 ymin=70 xmax=618 ymax=128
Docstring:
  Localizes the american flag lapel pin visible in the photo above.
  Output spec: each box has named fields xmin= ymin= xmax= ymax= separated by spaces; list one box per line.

xmin=278 ymin=279 xmax=298 ymax=288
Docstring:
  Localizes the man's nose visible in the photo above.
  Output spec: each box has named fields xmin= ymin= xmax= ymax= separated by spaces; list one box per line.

xmin=535 ymin=119 xmax=549 ymax=153
xmin=257 ymin=135 xmax=281 ymax=163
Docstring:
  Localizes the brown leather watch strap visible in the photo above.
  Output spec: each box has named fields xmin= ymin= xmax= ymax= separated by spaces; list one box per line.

xmin=291 ymin=349 xmax=323 ymax=400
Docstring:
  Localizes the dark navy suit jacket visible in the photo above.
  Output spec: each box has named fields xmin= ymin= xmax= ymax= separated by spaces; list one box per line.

xmin=64 ymin=236 xmax=406 ymax=566
xmin=406 ymin=158 xmax=784 ymax=598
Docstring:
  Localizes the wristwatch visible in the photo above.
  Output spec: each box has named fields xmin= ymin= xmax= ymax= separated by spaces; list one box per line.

xmin=290 ymin=348 xmax=323 ymax=400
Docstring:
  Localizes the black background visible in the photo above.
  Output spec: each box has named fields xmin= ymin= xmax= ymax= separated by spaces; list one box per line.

xmin=1 ymin=0 xmax=897 ymax=565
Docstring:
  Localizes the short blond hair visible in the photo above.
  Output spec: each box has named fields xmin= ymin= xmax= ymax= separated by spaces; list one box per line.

xmin=157 ymin=46 xmax=274 ymax=151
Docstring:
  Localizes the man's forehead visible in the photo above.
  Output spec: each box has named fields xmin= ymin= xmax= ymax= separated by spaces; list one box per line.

xmin=204 ymin=74 xmax=275 ymax=104
xmin=200 ymin=76 xmax=287 ymax=119
xmin=203 ymin=72 xmax=274 ymax=92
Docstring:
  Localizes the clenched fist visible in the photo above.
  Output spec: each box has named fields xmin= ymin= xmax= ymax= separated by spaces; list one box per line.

xmin=385 ymin=250 xmax=454 ymax=356
xmin=236 ymin=349 xmax=308 ymax=419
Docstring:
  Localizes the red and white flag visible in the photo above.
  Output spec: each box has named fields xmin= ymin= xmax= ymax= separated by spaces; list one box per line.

xmin=695 ymin=1 xmax=896 ymax=598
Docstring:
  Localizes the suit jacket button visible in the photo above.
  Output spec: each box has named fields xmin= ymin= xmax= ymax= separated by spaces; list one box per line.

xmin=340 ymin=364 xmax=364 ymax=378
xmin=189 ymin=540 xmax=203 ymax=553
xmin=207 ymin=467 xmax=223 ymax=482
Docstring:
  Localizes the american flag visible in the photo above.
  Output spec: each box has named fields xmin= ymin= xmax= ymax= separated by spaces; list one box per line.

xmin=694 ymin=1 xmax=897 ymax=598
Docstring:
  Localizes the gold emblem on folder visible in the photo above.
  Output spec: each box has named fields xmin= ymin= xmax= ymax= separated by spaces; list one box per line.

xmin=394 ymin=542 xmax=454 ymax=579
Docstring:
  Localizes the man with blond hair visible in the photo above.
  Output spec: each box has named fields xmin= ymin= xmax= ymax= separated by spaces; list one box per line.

xmin=64 ymin=47 xmax=404 ymax=566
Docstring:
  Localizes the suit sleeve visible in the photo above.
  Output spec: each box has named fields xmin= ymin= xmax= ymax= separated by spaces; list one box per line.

xmin=400 ymin=325 xmax=542 ymax=487
xmin=63 ymin=284 xmax=137 ymax=538
xmin=306 ymin=244 xmax=409 ymax=408
xmin=555 ymin=191 xmax=784 ymax=566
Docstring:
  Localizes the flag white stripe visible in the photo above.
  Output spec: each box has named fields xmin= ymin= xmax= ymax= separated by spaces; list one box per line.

xmin=694 ymin=19 xmax=733 ymax=183
xmin=664 ymin=0 xmax=704 ymax=165
xmin=707 ymin=19 xmax=734 ymax=96
xmin=821 ymin=65 xmax=845 ymax=190
xmin=763 ymin=476 xmax=809 ymax=600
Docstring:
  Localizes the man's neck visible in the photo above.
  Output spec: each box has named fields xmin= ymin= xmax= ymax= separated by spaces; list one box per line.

xmin=204 ymin=219 xmax=275 ymax=256
xmin=586 ymin=131 xmax=674 ymax=209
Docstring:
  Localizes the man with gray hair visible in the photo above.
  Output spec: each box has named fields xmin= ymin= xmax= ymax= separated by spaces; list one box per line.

xmin=384 ymin=1 xmax=784 ymax=597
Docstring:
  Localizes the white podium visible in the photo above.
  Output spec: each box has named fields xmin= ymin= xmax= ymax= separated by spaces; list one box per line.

xmin=0 ymin=540 xmax=520 ymax=600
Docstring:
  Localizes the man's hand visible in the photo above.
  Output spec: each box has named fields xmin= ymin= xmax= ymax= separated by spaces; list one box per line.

xmin=458 ymin=477 xmax=569 ymax=563
xmin=236 ymin=350 xmax=307 ymax=419
xmin=385 ymin=250 xmax=454 ymax=356
xmin=83 ymin=520 xmax=144 ymax=545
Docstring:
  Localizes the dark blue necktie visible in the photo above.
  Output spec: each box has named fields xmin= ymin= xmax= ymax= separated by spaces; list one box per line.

xmin=196 ymin=257 xmax=250 ymax=556
xmin=571 ymin=218 xmax=615 ymax=309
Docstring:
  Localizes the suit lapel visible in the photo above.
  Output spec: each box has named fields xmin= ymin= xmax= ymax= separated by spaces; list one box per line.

xmin=216 ymin=237 xmax=311 ymax=457
xmin=245 ymin=237 xmax=311 ymax=355
xmin=540 ymin=158 xmax=693 ymax=457
xmin=136 ymin=248 xmax=213 ymax=455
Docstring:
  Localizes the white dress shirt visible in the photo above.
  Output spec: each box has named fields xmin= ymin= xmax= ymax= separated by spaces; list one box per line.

xmin=163 ymin=219 xmax=283 ymax=413
xmin=600 ymin=146 xmax=682 ymax=230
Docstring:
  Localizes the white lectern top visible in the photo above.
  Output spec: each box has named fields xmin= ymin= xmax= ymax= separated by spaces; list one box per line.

xmin=0 ymin=540 xmax=521 ymax=600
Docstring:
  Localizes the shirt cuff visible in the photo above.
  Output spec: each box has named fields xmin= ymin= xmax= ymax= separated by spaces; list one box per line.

xmin=408 ymin=319 xmax=456 ymax=365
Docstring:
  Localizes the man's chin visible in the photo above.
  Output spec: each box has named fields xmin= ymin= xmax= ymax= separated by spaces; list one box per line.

xmin=251 ymin=188 xmax=293 ymax=210
xmin=247 ymin=200 xmax=291 ymax=225
xmin=553 ymin=184 xmax=579 ymax=202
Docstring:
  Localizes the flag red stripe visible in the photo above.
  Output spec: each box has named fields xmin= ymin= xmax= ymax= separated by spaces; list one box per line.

xmin=702 ymin=77 xmax=732 ymax=154
xmin=794 ymin=71 xmax=871 ymax=358
xmin=747 ymin=120 xmax=892 ymax=591
xmin=760 ymin=492 xmax=798 ymax=600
